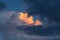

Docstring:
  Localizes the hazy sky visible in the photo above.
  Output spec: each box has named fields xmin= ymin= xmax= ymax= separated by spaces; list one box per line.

xmin=0 ymin=0 xmax=27 ymax=12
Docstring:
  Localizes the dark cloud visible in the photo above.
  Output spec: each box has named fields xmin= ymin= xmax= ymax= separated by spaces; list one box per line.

xmin=24 ymin=0 xmax=60 ymax=22
xmin=0 ymin=11 xmax=60 ymax=40
xmin=0 ymin=1 xmax=6 ymax=10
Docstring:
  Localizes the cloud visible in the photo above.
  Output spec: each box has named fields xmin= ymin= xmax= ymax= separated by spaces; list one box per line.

xmin=14 ymin=30 xmax=60 ymax=40
xmin=24 ymin=0 xmax=60 ymax=22
xmin=0 ymin=11 xmax=60 ymax=40
xmin=0 ymin=1 xmax=6 ymax=10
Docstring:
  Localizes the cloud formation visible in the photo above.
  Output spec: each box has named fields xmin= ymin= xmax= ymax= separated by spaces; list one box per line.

xmin=24 ymin=0 xmax=60 ymax=22
xmin=0 ymin=11 xmax=60 ymax=40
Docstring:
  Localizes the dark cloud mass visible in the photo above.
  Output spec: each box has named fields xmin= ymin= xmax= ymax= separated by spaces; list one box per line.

xmin=24 ymin=0 xmax=60 ymax=22
xmin=0 ymin=1 xmax=6 ymax=10
xmin=0 ymin=11 xmax=60 ymax=40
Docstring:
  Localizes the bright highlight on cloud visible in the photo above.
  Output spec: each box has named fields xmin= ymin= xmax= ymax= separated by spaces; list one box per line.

xmin=18 ymin=12 xmax=42 ymax=26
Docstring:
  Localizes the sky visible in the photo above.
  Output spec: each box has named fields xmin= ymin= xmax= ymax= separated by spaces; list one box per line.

xmin=24 ymin=0 xmax=60 ymax=23
xmin=0 ymin=0 xmax=60 ymax=40
xmin=0 ymin=0 xmax=27 ymax=12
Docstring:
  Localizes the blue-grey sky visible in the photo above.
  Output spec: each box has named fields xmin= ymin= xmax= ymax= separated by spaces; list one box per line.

xmin=0 ymin=0 xmax=27 ymax=12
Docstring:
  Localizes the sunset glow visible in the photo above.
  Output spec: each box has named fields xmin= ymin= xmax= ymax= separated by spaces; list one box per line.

xmin=19 ymin=12 xmax=42 ymax=26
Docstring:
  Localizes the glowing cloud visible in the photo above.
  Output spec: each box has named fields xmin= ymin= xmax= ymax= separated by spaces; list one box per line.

xmin=18 ymin=12 xmax=42 ymax=26
xmin=34 ymin=20 xmax=42 ymax=26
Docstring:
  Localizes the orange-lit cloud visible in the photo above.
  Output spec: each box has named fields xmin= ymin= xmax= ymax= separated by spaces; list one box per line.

xmin=19 ymin=12 xmax=42 ymax=26
xmin=34 ymin=20 xmax=42 ymax=26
